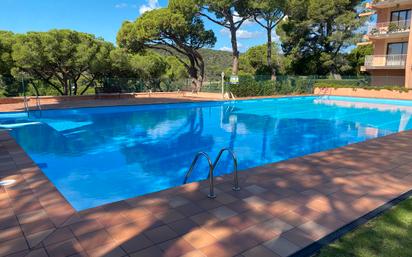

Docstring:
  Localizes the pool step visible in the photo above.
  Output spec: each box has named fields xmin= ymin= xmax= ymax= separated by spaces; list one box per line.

xmin=183 ymin=148 xmax=240 ymax=199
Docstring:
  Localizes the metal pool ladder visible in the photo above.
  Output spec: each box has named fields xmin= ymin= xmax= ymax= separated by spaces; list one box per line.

xmin=183 ymin=148 xmax=240 ymax=199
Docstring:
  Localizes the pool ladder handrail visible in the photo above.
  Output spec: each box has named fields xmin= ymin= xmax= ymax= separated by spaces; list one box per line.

xmin=183 ymin=148 xmax=240 ymax=199
xmin=34 ymin=95 xmax=42 ymax=117
xmin=23 ymin=95 xmax=29 ymax=115
xmin=184 ymin=152 xmax=216 ymax=199
xmin=211 ymin=148 xmax=240 ymax=191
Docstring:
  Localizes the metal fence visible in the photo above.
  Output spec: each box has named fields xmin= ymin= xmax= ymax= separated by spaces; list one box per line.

xmin=0 ymin=75 xmax=409 ymax=98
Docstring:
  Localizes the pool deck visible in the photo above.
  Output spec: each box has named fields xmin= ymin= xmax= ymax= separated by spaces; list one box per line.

xmin=2 ymin=125 xmax=412 ymax=257
xmin=0 ymin=93 xmax=224 ymax=113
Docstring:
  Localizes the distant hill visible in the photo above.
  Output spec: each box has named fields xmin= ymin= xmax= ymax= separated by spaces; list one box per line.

xmin=154 ymin=47 xmax=232 ymax=80
xmin=198 ymin=48 xmax=232 ymax=80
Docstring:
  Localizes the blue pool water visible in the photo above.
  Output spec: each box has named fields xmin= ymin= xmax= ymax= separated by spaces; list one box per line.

xmin=2 ymin=96 xmax=412 ymax=210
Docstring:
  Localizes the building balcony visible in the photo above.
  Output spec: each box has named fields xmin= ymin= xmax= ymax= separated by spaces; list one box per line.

xmin=364 ymin=54 xmax=407 ymax=69
xmin=367 ymin=20 xmax=411 ymax=39
xmin=371 ymin=0 xmax=412 ymax=9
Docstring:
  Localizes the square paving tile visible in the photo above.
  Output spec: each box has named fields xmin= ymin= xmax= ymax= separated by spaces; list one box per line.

xmin=175 ymin=203 xmax=205 ymax=217
xmin=263 ymin=236 xmax=300 ymax=257
xmin=298 ymin=221 xmax=331 ymax=241
xmin=0 ymin=237 xmax=28 ymax=256
xmin=208 ymin=206 xmax=237 ymax=221
xmin=144 ymin=225 xmax=178 ymax=244
xmin=242 ymin=245 xmax=281 ymax=257
xmin=158 ymin=238 xmax=195 ymax=257
xmin=168 ymin=219 xmax=199 ymax=236
xmin=168 ymin=196 xmax=190 ymax=208
xmin=245 ymin=185 xmax=267 ymax=195
xmin=129 ymin=245 xmax=164 ymax=257
xmin=120 ymin=234 xmax=153 ymax=254
xmin=45 ymin=238 xmax=84 ymax=257
xmin=183 ymin=228 xmax=218 ymax=249
xmin=155 ymin=209 xmax=185 ymax=224
xmin=0 ymin=226 xmax=23 ymax=243
xmin=77 ymin=229 xmax=114 ymax=251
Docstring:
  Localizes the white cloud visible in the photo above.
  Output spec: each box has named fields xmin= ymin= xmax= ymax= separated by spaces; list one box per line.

xmin=139 ymin=0 xmax=160 ymax=15
xmin=232 ymin=12 xmax=254 ymax=26
xmin=220 ymin=28 xmax=261 ymax=39
xmin=237 ymin=29 xmax=261 ymax=39
xmin=219 ymin=46 xmax=232 ymax=52
xmin=115 ymin=3 xmax=128 ymax=8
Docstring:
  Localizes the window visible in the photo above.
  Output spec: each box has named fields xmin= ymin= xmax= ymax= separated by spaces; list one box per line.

xmin=386 ymin=42 xmax=408 ymax=66
xmin=391 ymin=9 xmax=411 ymax=26
xmin=387 ymin=42 xmax=408 ymax=55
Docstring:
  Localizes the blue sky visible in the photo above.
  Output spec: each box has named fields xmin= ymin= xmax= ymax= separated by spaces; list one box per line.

xmin=0 ymin=0 xmax=271 ymax=52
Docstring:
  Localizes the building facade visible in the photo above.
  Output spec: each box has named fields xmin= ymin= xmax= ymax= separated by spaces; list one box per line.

xmin=361 ymin=0 xmax=412 ymax=87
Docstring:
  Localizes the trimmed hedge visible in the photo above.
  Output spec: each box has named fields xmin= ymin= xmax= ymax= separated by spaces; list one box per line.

xmin=228 ymin=76 xmax=314 ymax=97
xmin=314 ymin=84 xmax=410 ymax=92
xmin=314 ymin=79 xmax=369 ymax=87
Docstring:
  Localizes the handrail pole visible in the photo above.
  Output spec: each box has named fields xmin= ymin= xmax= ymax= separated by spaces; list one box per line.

xmin=183 ymin=152 xmax=216 ymax=199
xmin=231 ymin=150 xmax=240 ymax=191
xmin=207 ymin=161 xmax=216 ymax=199
xmin=211 ymin=148 xmax=240 ymax=191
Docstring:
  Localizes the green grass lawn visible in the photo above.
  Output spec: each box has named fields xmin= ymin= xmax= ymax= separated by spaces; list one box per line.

xmin=317 ymin=197 xmax=412 ymax=257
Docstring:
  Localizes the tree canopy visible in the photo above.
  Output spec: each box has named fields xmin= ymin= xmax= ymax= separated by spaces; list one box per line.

xmin=0 ymin=0 xmax=372 ymax=97
xmin=251 ymin=0 xmax=288 ymax=79
xmin=11 ymin=29 xmax=114 ymax=95
xmin=195 ymin=0 xmax=253 ymax=75
xmin=345 ymin=44 xmax=373 ymax=75
xmin=117 ymin=0 xmax=216 ymax=91
xmin=278 ymin=0 xmax=364 ymax=75
xmin=239 ymin=44 xmax=285 ymax=76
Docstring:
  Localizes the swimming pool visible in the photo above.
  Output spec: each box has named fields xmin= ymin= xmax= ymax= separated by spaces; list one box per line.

xmin=1 ymin=96 xmax=412 ymax=210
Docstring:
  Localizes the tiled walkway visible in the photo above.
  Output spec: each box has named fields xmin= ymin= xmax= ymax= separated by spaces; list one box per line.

xmin=0 ymin=93 xmax=223 ymax=113
xmin=1 ymin=129 xmax=412 ymax=257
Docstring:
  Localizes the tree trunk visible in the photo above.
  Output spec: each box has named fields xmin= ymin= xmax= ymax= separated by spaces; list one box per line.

xmin=230 ymin=27 xmax=239 ymax=76
xmin=73 ymin=80 xmax=78 ymax=95
xmin=63 ymin=79 xmax=69 ymax=96
xmin=267 ymin=27 xmax=276 ymax=81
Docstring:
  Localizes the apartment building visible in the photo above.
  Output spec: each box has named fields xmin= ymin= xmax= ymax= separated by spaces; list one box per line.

xmin=361 ymin=0 xmax=412 ymax=87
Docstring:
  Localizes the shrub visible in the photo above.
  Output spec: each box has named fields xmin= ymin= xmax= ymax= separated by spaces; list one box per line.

xmin=314 ymin=79 xmax=369 ymax=87
xmin=314 ymin=84 xmax=410 ymax=92
xmin=228 ymin=76 xmax=314 ymax=97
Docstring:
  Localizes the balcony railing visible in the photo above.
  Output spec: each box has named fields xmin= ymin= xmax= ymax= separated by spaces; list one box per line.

xmin=368 ymin=20 xmax=411 ymax=36
xmin=364 ymin=54 xmax=407 ymax=69
xmin=372 ymin=0 xmax=412 ymax=8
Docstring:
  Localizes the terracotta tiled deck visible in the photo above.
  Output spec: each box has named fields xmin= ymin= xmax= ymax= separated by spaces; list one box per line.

xmin=1 ymin=128 xmax=412 ymax=257
xmin=0 ymin=92 xmax=224 ymax=113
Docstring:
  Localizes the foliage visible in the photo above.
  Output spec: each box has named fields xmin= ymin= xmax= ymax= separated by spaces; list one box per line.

xmin=195 ymin=0 xmax=253 ymax=75
xmin=345 ymin=44 xmax=373 ymax=75
xmin=228 ymin=75 xmax=314 ymax=97
xmin=130 ymin=52 xmax=169 ymax=91
xmin=0 ymin=31 xmax=20 ymax=96
xmin=153 ymin=47 xmax=232 ymax=80
xmin=117 ymin=0 xmax=216 ymax=91
xmin=314 ymin=83 xmax=411 ymax=92
xmin=239 ymin=44 xmax=285 ymax=76
xmin=250 ymin=0 xmax=287 ymax=79
xmin=317 ymin=197 xmax=412 ymax=257
xmin=165 ymin=56 xmax=188 ymax=81
xmin=277 ymin=0 xmax=365 ymax=75
xmin=11 ymin=29 xmax=114 ymax=95
xmin=314 ymin=78 xmax=369 ymax=87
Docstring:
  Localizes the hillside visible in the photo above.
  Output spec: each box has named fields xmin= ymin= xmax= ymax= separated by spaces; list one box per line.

xmin=198 ymin=48 xmax=233 ymax=80
xmin=155 ymin=47 xmax=232 ymax=80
